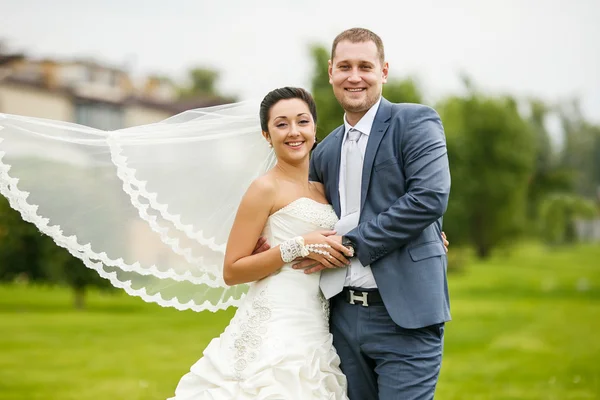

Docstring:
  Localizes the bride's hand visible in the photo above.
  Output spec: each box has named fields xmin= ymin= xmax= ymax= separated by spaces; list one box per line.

xmin=301 ymin=230 xmax=352 ymax=269
xmin=442 ymin=231 xmax=449 ymax=253
xmin=252 ymin=236 xmax=271 ymax=255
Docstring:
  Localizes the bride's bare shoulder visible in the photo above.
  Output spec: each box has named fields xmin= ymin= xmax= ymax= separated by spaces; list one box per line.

xmin=247 ymin=174 xmax=277 ymax=199
xmin=239 ymin=174 xmax=278 ymax=213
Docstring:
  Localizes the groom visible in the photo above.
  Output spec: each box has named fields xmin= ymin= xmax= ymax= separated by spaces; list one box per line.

xmin=300 ymin=28 xmax=451 ymax=399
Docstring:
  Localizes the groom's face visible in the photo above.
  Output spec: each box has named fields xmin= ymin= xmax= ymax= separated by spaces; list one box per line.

xmin=329 ymin=40 xmax=388 ymax=119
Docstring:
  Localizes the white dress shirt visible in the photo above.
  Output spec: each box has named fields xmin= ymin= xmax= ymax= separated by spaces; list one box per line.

xmin=338 ymin=97 xmax=381 ymax=289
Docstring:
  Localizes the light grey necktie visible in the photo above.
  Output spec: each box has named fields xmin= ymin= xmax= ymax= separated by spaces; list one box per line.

xmin=344 ymin=128 xmax=363 ymax=216
xmin=320 ymin=128 xmax=363 ymax=299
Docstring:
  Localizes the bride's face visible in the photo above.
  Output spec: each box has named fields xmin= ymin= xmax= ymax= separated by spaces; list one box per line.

xmin=264 ymin=98 xmax=316 ymax=163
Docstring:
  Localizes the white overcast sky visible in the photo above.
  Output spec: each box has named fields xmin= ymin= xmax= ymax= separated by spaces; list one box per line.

xmin=1 ymin=0 xmax=599 ymax=122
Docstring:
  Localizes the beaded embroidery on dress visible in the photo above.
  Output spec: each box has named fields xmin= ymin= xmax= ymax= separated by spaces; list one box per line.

xmin=168 ymin=198 xmax=348 ymax=400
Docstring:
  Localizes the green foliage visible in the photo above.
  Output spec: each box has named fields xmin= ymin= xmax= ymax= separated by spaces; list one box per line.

xmin=178 ymin=67 xmax=220 ymax=99
xmin=382 ymin=77 xmax=423 ymax=104
xmin=0 ymin=197 xmax=46 ymax=282
xmin=525 ymin=99 xmax=575 ymax=222
xmin=310 ymin=45 xmax=344 ymax=140
xmin=559 ymin=101 xmax=600 ymax=199
xmin=41 ymin=241 xmax=113 ymax=309
xmin=438 ymin=89 xmax=537 ymax=258
xmin=539 ymin=193 xmax=598 ymax=245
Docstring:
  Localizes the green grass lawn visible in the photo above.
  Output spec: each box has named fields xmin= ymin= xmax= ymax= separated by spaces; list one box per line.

xmin=0 ymin=243 xmax=599 ymax=400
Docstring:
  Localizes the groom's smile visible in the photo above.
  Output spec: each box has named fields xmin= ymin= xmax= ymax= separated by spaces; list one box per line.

xmin=345 ymin=87 xmax=367 ymax=96
xmin=345 ymin=88 xmax=367 ymax=96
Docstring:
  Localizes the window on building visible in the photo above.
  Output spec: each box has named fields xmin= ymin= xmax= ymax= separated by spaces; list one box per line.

xmin=74 ymin=100 xmax=124 ymax=130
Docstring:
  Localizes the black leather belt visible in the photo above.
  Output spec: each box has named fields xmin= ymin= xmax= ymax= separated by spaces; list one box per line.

xmin=340 ymin=287 xmax=383 ymax=307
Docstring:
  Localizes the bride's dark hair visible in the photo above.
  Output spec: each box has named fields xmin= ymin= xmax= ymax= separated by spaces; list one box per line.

xmin=259 ymin=87 xmax=318 ymax=133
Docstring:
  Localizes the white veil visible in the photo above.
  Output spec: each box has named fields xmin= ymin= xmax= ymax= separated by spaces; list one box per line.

xmin=0 ymin=100 xmax=277 ymax=311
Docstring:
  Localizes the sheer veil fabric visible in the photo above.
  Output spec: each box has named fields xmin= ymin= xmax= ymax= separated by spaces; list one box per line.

xmin=0 ymin=100 xmax=277 ymax=311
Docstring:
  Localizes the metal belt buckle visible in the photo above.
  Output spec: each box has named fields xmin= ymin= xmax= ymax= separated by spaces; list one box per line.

xmin=348 ymin=289 xmax=369 ymax=307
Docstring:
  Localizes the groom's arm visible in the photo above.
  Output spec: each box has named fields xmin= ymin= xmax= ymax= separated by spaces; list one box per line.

xmin=345 ymin=105 xmax=450 ymax=267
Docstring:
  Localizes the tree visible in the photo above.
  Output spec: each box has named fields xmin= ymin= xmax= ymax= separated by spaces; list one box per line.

xmin=539 ymin=194 xmax=598 ymax=245
xmin=525 ymin=99 xmax=574 ymax=223
xmin=0 ymin=197 xmax=46 ymax=282
xmin=558 ymin=100 xmax=600 ymax=199
xmin=382 ymin=78 xmax=423 ymax=105
xmin=310 ymin=45 xmax=344 ymax=140
xmin=178 ymin=67 xmax=220 ymax=99
xmin=40 ymin=240 xmax=112 ymax=309
xmin=438 ymin=82 xmax=537 ymax=258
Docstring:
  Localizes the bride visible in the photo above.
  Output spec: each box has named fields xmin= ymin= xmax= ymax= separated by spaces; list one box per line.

xmin=167 ymin=87 xmax=353 ymax=399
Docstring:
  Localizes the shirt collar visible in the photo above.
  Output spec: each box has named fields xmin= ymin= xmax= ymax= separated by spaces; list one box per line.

xmin=343 ymin=97 xmax=382 ymax=137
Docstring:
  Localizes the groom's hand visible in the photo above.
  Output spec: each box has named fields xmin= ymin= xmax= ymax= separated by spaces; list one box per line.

xmin=293 ymin=235 xmax=345 ymax=274
xmin=292 ymin=259 xmax=326 ymax=274
xmin=252 ymin=236 xmax=271 ymax=255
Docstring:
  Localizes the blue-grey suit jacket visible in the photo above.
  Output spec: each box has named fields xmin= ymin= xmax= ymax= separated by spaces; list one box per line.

xmin=309 ymin=98 xmax=451 ymax=329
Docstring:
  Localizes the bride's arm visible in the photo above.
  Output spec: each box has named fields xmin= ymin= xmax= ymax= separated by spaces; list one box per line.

xmin=222 ymin=178 xmax=284 ymax=286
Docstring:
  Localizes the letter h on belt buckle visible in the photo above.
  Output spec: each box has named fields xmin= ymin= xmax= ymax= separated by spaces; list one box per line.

xmin=348 ymin=290 xmax=369 ymax=307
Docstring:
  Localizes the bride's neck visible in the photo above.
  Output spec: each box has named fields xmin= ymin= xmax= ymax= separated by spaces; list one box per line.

xmin=274 ymin=159 xmax=310 ymax=186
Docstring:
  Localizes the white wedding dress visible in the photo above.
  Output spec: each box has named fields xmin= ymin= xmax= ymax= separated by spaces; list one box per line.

xmin=168 ymin=197 xmax=349 ymax=400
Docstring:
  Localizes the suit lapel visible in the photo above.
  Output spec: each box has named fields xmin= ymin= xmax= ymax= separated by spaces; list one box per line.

xmin=329 ymin=125 xmax=345 ymax=216
xmin=360 ymin=98 xmax=392 ymax=214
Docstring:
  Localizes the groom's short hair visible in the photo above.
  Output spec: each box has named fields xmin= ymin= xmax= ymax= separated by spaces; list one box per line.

xmin=331 ymin=28 xmax=385 ymax=65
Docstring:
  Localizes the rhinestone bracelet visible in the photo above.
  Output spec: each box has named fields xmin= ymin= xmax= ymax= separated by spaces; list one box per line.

xmin=304 ymin=243 xmax=332 ymax=256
